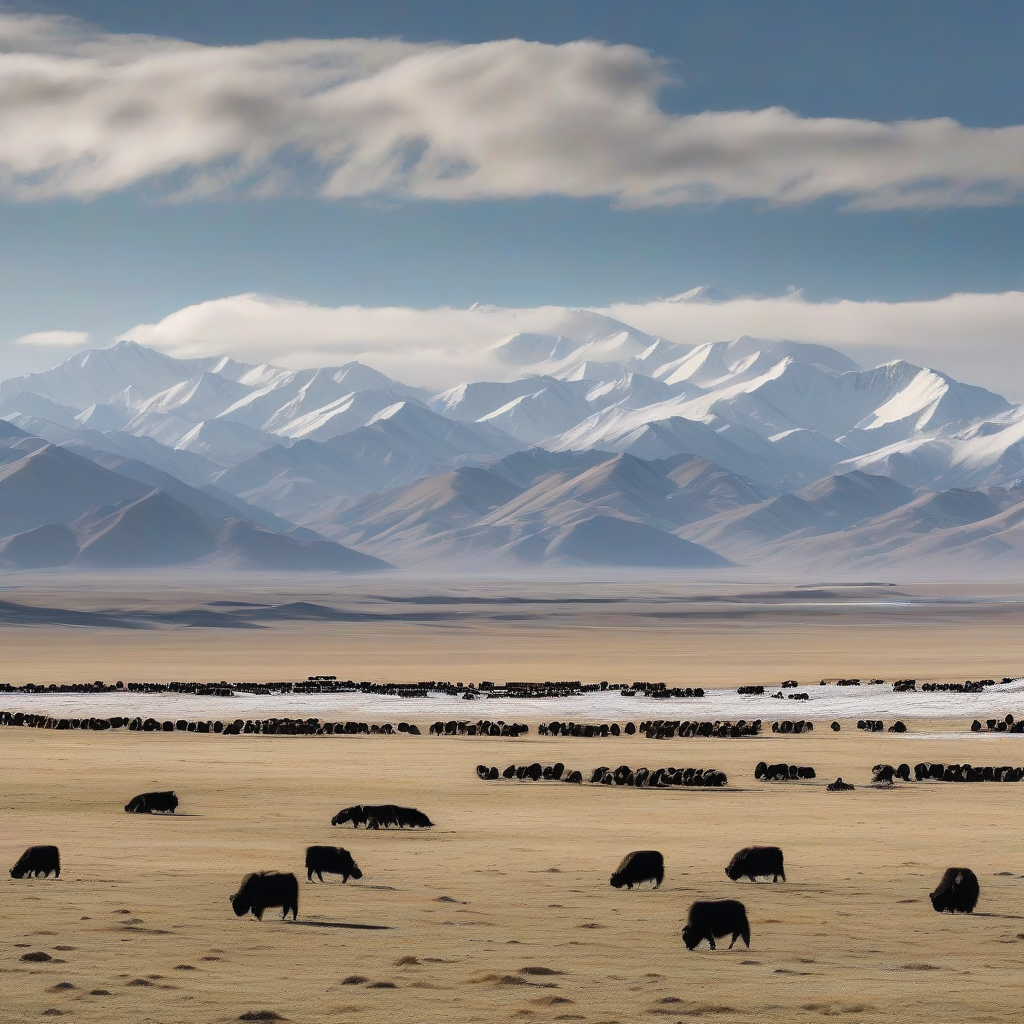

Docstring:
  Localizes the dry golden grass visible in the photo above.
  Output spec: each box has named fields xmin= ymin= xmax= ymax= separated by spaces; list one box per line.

xmin=4 ymin=726 xmax=1024 ymax=1024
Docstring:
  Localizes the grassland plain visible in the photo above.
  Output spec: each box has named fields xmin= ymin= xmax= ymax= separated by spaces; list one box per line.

xmin=1 ymin=574 xmax=1024 ymax=686
xmin=4 ymin=726 xmax=1024 ymax=1024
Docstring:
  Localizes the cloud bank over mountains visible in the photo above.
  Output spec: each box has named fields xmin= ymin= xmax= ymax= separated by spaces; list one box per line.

xmin=122 ymin=288 xmax=1024 ymax=398
xmin=2 ymin=13 xmax=1024 ymax=209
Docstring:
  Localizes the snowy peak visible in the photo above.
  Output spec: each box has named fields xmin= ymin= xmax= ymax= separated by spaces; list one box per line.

xmin=136 ymin=371 xmax=253 ymax=421
xmin=665 ymin=285 xmax=732 ymax=303
xmin=0 ymin=340 xmax=209 ymax=411
xmin=855 ymin=364 xmax=1011 ymax=438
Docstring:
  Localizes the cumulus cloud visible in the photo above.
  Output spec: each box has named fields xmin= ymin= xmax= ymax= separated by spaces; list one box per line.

xmin=1 ymin=13 xmax=1023 ymax=209
xmin=121 ymin=290 xmax=1024 ymax=398
xmin=13 ymin=328 xmax=90 ymax=346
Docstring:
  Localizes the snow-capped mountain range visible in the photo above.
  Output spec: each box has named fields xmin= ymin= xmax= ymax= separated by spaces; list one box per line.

xmin=2 ymin=313 xmax=1024 ymax=573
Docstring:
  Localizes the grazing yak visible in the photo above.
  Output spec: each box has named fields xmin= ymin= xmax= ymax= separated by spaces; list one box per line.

xmin=10 ymin=845 xmax=61 ymax=879
xmin=305 ymin=846 xmax=362 ymax=883
xmin=610 ymin=850 xmax=664 ymax=890
xmin=124 ymin=790 xmax=178 ymax=814
xmin=682 ymin=900 xmax=750 ymax=950
xmin=827 ymin=777 xmax=855 ymax=791
xmin=230 ymin=871 xmax=299 ymax=920
xmin=725 ymin=846 xmax=785 ymax=883
xmin=331 ymin=804 xmax=433 ymax=829
xmin=929 ymin=867 xmax=980 ymax=914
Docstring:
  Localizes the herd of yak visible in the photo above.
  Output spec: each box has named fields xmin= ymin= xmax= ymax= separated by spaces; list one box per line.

xmin=2 ymin=711 xmax=838 ymax=740
xmin=475 ymin=762 xmax=728 ymax=787
xmin=7 ymin=831 xmax=981 ymax=951
xmin=8 ymin=771 xmax=987 ymax=952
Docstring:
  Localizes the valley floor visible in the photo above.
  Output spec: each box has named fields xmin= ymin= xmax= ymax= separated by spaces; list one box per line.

xmin=3 ymin=727 xmax=1024 ymax=1024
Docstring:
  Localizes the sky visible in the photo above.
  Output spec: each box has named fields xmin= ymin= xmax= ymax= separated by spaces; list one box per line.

xmin=1 ymin=0 xmax=1022 ymax=391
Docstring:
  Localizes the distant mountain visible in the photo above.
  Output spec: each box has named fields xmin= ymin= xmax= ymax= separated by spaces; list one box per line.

xmin=0 ymin=340 xmax=222 ymax=410
xmin=303 ymin=450 xmax=764 ymax=566
xmin=0 ymin=443 xmax=150 ymax=535
xmin=680 ymin=471 xmax=914 ymax=557
xmin=4 ymin=324 xmax=1024 ymax=573
xmin=531 ymin=515 xmax=729 ymax=568
xmin=63 ymin=490 xmax=389 ymax=571
xmin=0 ymin=427 xmax=388 ymax=571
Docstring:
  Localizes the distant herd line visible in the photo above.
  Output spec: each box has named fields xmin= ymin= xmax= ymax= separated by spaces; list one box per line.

xmin=1 ymin=675 xmax=1015 ymax=698
xmin=476 ymin=760 xmax=1024 ymax=788
xmin=0 ymin=712 xmax=927 ymax=738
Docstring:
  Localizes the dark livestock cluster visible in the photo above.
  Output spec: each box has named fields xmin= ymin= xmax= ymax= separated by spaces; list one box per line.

xmin=855 ymin=719 xmax=908 ymax=732
xmin=0 ymin=712 xmax=426 ymax=735
xmin=922 ymin=679 xmax=1004 ymax=693
xmin=770 ymin=719 xmax=813 ymax=734
xmin=971 ymin=715 xmax=1024 ymax=733
xmin=754 ymin=762 xmax=816 ymax=781
xmin=474 ymin=763 xmax=727 ymax=786
xmin=476 ymin=762 xmax=582 ymax=783
xmin=539 ymin=720 xmax=627 ymax=736
xmin=330 ymin=804 xmax=433 ymax=829
xmin=428 ymin=719 xmax=528 ymax=736
xmin=591 ymin=764 xmax=728 ymax=787
xmin=913 ymin=761 xmax=1024 ymax=782
xmin=871 ymin=763 xmax=912 ymax=783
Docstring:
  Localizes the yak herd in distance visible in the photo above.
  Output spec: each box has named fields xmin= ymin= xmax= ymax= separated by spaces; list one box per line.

xmin=8 ymin=770 xmax=983 ymax=953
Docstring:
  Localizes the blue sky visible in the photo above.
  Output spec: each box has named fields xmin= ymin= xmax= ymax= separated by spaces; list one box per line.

xmin=1 ymin=0 xmax=1022 ymax=384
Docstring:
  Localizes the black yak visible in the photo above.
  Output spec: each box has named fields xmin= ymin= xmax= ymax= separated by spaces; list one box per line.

xmin=124 ymin=790 xmax=178 ymax=814
xmin=10 ymin=845 xmax=60 ymax=879
xmin=230 ymin=871 xmax=299 ymax=920
xmin=305 ymin=846 xmax=362 ymax=883
xmin=725 ymin=846 xmax=785 ymax=883
xmin=929 ymin=867 xmax=979 ymax=914
xmin=682 ymin=900 xmax=750 ymax=950
xmin=610 ymin=850 xmax=664 ymax=890
xmin=331 ymin=804 xmax=432 ymax=828
xmin=827 ymin=777 xmax=855 ymax=791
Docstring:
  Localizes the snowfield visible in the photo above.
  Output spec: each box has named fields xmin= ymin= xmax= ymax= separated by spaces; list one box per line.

xmin=4 ymin=678 xmax=1024 ymax=723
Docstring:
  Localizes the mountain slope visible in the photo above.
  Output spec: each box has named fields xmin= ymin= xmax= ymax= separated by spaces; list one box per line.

xmin=0 ymin=443 xmax=150 ymax=535
xmin=521 ymin=514 xmax=729 ymax=568
xmin=680 ymin=471 xmax=914 ymax=556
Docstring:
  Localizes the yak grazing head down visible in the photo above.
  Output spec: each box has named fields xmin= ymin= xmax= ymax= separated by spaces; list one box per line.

xmin=331 ymin=807 xmax=359 ymax=826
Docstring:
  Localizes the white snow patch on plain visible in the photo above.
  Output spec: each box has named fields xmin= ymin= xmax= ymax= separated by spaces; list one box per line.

xmin=4 ymin=679 xmax=1023 ymax=723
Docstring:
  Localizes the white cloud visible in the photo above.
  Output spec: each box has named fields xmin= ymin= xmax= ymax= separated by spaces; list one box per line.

xmin=121 ymin=290 xmax=1024 ymax=399
xmin=13 ymin=328 xmax=90 ymax=346
xmin=1 ymin=14 xmax=1023 ymax=209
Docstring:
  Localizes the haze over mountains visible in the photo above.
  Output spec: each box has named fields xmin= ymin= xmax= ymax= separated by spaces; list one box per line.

xmin=3 ymin=312 xmax=1024 ymax=574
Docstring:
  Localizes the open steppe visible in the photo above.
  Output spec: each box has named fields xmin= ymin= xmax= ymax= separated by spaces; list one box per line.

xmin=4 ymin=725 xmax=1024 ymax=1024
xmin=3 ymin=573 xmax=1024 ymax=1023
xmin=1 ymin=572 xmax=1024 ymax=685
